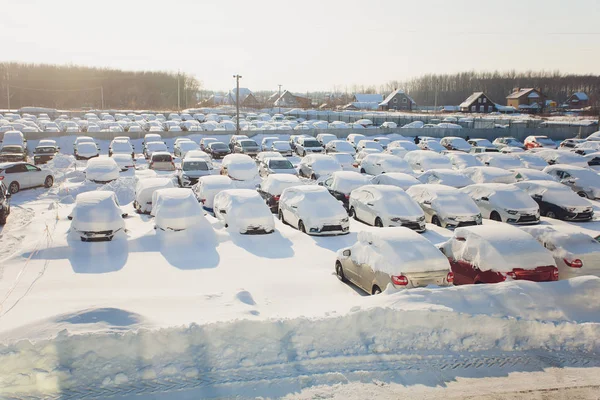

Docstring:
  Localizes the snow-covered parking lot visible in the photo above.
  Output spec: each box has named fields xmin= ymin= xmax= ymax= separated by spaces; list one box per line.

xmin=1 ymin=136 xmax=600 ymax=399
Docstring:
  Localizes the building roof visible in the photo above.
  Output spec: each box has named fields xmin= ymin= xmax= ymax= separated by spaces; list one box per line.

xmin=379 ymin=89 xmax=416 ymax=106
xmin=353 ymin=94 xmax=383 ymax=103
xmin=273 ymin=90 xmax=310 ymax=107
xmin=506 ymin=88 xmax=542 ymax=100
xmin=227 ymin=88 xmax=253 ymax=103
xmin=459 ymin=92 xmax=485 ymax=108
xmin=348 ymin=102 xmax=380 ymax=110
xmin=571 ymin=92 xmax=589 ymax=101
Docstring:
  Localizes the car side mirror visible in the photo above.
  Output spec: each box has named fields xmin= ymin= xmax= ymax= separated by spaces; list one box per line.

xmin=122 ymin=213 xmax=128 ymax=218
xmin=481 ymin=196 xmax=489 ymax=201
xmin=342 ymin=249 xmax=351 ymax=257
xmin=317 ymin=181 xmax=324 ymax=186
xmin=423 ymin=200 xmax=431 ymax=205
xmin=367 ymin=202 xmax=374 ymax=206
xmin=219 ymin=209 xmax=226 ymax=214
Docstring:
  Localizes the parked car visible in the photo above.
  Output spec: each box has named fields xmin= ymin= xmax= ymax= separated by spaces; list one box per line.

xmin=372 ymin=137 xmax=391 ymax=149
xmin=356 ymin=140 xmax=384 ymax=153
xmin=256 ymin=151 xmax=283 ymax=163
xmin=257 ymin=174 xmax=303 ymax=213
xmin=514 ymin=180 xmax=594 ymax=221
xmin=111 ymin=153 xmax=135 ymax=171
xmin=143 ymin=141 xmax=168 ymax=159
xmin=444 ymin=151 xmax=483 ymax=169
xmin=0 ymin=181 xmax=10 ymax=225
xmin=31 ymin=139 xmax=59 ymax=165
xmin=335 ymin=228 xmax=453 ymax=295
xmin=493 ymin=137 xmax=525 ymax=150
xmin=109 ymin=139 xmax=134 ymax=157
xmin=278 ymin=185 xmax=349 ymax=235
xmin=316 ymin=133 xmax=337 ymax=147
xmin=388 ymin=140 xmax=419 ymax=152
xmin=85 ymin=157 xmax=120 ymax=183
xmin=329 ymin=152 xmax=358 ymax=172
xmin=467 ymin=138 xmax=496 ymax=151
xmin=521 ymin=225 xmax=600 ymax=280
xmin=559 ymin=138 xmax=586 ymax=149
xmin=177 ymin=158 xmax=212 ymax=187
xmin=68 ymin=191 xmax=126 ymax=241
xmin=233 ymin=139 xmax=260 ymax=157
xmin=320 ymin=171 xmax=370 ymax=210
xmin=0 ymin=143 xmax=27 ymax=162
xmin=258 ymin=156 xmax=296 ymax=177
xmin=462 ymin=166 xmax=517 ymax=184
xmin=133 ymin=177 xmax=175 ymax=213
xmin=346 ymin=133 xmax=367 ymax=148
xmin=404 ymin=150 xmax=453 ymax=172
xmin=74 ymin=141 xmax=100 ymax=160
xmin=514 ymin=153 xmax=549 ymax=170
xmin=294 ymin=136 xmax=323 ymax=156
xmin=359 ymin=153 xmax=412 ymax=175
xmin=2 ymin=130 xmax=27 ymax=150
xmin=270 ymin=141 xmax=293 ymax=156
xmin=289 ymin=134 xmax=309 ymax=152
xmin=461 ymin=183 xmax=540 ymax=224
xmin=220 ymin=154 xmax=259 ymax=182
xmin=524 ymin=135 xmax=558 ymax=149
xmin=151 ymin=188 xmax=211 ymax=232
xmin=573 ymin=141 xmax=600 ymax=156
xmin=511 ymin=168 xmax=555 ymax=182
xmin=536 ymin=150 xmax=589 ymax=168
xmin=325 ymin=140 xmax=357 ymax=156
xmin=440 ymin=136 xmax=471 ymax=152
xmin=349 ymin=185 xmax=425 ymax=231
xmin=174 ymin=140 xmax=200 ymax=158
xmin=206 ymin=142 xmax=231 ymax=159
xmin=184 ymin=150 xmax=213 ymax=164
xmin=441 ymin=224 xmax=557 ymax=284
xmin=214 ymin=189 xmax=275 ymax=234
xmin=143 ymin=133 xmax=163 ymax=150
xmin=148 ymin=152 xmax=175 ymax=171
xmin=229 ymin=134 xmax=250 ymax=151
xmin=298 ymin=154 xmax=342 ymax=180
xmin=418 ymin=138 xmax=445 ymax=152
xmin=417 ymin=169 xmax=474 ymax=188
xmin=200 ymin=137 xmax=219 ymax=151
xmin=370 ymin=172 xmax=421 ymax=190
xmin=544 ymin=164 xmax=600 ymax=199
xmin=194 ymin=175 xmax=235 ymax=214
xmin=406 ymin=184 xmax=482 ymax=229
xmin=475 ymin=153 xmax=524 ymax=169
xmin=0 ymin=162 xmax=54 ymax=194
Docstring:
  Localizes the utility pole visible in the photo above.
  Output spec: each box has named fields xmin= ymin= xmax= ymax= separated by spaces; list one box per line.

xmin=6 ymin=68 xmax=10 ymax=112
xmin=233 ymin=74 xmax=242 ymax=134
xmin=100 ymin=86 xmax=104 ymax=110
xmin=278 ymin=84 xmax=282 ymax=114
xmin=177 ymin=71 xmax=181 ymax=111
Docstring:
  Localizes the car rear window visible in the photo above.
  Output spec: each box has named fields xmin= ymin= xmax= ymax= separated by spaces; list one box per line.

xmin=153 ymin=154 xmax=172 ymax=162
xmin=183 ymin=161 xmax=209 ymax=171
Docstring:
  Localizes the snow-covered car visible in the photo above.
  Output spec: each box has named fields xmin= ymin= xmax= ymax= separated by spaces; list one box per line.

xmin=257 ymin=174 xmax=303 ymax=213
xmin=514 ymin=180 xmax=594 ymax=221
xmin=220 ymin=154 xmax=259 ymax=182
xmin=440 ymin=136 xmax=471 ymax=152
xmin=133 ymin=177 xmax=175 ymax=213
xmin=194 ymin=175 xmax=235 ymax=213
xmin=536 ymin=150 xmax=589 ymax=168
xmin=559 ymin=138 xmax=586 ymax=149
xmin=346 ymin=133 xmax=366 ymax=148
xmin=69 ymin=191 xmax=126 ymax=241
xmin=493 ymin=137 xmax=525 ymax=149
xmin=462 ymin=166 xmax=517 ymax=184
xmin=328 ymin=152 xmax=358 ymax=172
xmin=177 ymin=158 xmax=212 ymax=187
xmin=144 ymin=141 xmax=168 ymax=159
xmin=349 ymin=185 xmax=425 ymax=231
xmin=417 ymin=169 xmax=474 ymax=188
xmin=0 ymin=143 xmax=27 ymax=162
xmin=441 ymin=224 xmax=557 ymax=284
xmin=370 ymin=172 xmax=421 ymax=190
xmin=111 ymin=153 xmax=135 ymax=171
xmin=512 ymin=168 xmax=555 ymax=182
xmin=174 ymin=140 xmax=200 ymax=158
xmin=404 ymin=150 xmax=453 ymax=172
xmin=372 ymin=137 xmax=392 ymax=149
xmin=109 ymin=139 xmax=134 ymax=157
xmin=514 ymin=153 xmax=549 ymax=170
xmin=0 ymin=161 xmax=54 ymax=194
xmin=475 ymin=153 xmax=524 ymax=169
xmin=320 ymin=171 xmax=370 ymax=210
xmin=359 ymin=153 xmax=412 ymax=175
xmin=521 ymin=225 xmax=600 ymax=280
xmin=499 ymin=146 xmax=525 ymax=154
xmin=388 ymin=140 xmax=419 ymax=152
xmin=270 ymin=141 xmax=293 ymax=156
xmin=317 ymin=133 xmax=338 ymax=146
xmin=445 ymin=151 xmax=483 ymax=169
xmin=32 ymin=139 xmax=59 ymax=165
xmin=406 ymin=184 xmax=482 ymax=229
xmin=278 ymin=185 xmax=349 ymax=235
xmin=85 ymin=157 xmax=120 ymax=183
xmin=461 ymin=183 xmax=540 ymax=224
xmin=206 ymin=142 xmax=231 ymax=159
xmin=467 ymin=138 xmax=496 ymax=151
xmin=325 ymin=140 xmax=357 ymax=156
xmin=260 ymin=136 xmax=279 ymax=151
xmin=583 ymin=152 xmax=600 ymax=170
xmin=524 ymin=135 xmax=557 ymax=150
xmin=298 ymin=154 xmax=342 ymax=180
xmin=200 ymin=137 xmax=219 ymax=151
xmin=418 ymin=138 xmax=445 ymax=152
xmin=356 ymin=140 xmax=384 ymax=153
xmin=543 ymin=164 xmax=600 ymax=199
xmin=258 ymin=157 xmax=296 ymax=177
xmin=184 ymin=150 xmax=212 ymax=164
xmin=573 ymin=141 xmax=600 ymax=156
xmin=74 ymin=141 xmax=100 ymax=160
xmin=149 ymin=152 xmax=175 ymax=171
xmin=151 ymin=188 xmax=211 ymax=232
xmin=233 ymin=139 xmax=260 ymax=157
xmin=214 ymin=189 xmax=275 ymax=234
xmin=295 ymin=137 xmax=324 ymax=156
xmin=336 ymin=228 xmax=452 ymax=295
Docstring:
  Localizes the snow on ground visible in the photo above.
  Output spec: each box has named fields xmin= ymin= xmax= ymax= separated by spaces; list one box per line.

xmin=1 ymin=146 xmax=600 ymax=398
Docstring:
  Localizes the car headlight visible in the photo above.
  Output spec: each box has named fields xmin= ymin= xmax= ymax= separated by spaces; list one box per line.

xmin=505 ymin=209 xmax=518 ymax=215
xmin=341 ymin=217 xmax=349 ymax=223
xmin=418 ymin=216 xmax=425 ymax=222
xmin=447 ymin=217 xmax=456 ymax=221
xmin=476 ymin=214 xmax=482 ymax=220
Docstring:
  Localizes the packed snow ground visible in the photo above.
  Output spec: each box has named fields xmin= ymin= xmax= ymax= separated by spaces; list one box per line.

xmin=1 ymin=136 xmax=600 ymax=399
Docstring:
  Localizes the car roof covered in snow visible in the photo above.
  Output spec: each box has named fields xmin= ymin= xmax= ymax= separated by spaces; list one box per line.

xmin=328 ymin=171 xmax=370 ymax=193
xmin=260 ymin=174 xmax=303 ymax=195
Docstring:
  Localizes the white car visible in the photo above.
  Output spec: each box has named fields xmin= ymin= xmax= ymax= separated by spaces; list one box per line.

xmin=536 ymin=150 xmax=589 ymax=168
xmin=461 ymin=183 xmax=540 ymax=224
xmin=440 ymin=136 xmax=471 ymax=152
xmin=177 ymin=158 xmax=213 ymax=187
xmin=329 ymin=152 xmax=358 ymax=171
xmin=258 ymin=157 xmax=296 ymax=177
xmin=417 ymin=169 xmax=474 ymax=188
xmin=174 ymin=140 xmax=200 ymax=159
xmin=370 ymin=172 xmax=421 ymax=190
xmin=418 ymin=139 xmax=445 ymax=152
xmin=151 ymin=188 xmax=211 ymax=232
xmin=462 ymin=166 xmax=517 ymax=184
xmin=475 ymin=153 xmax=524 ymax=169
xmin=294 ymin=136 xmax=324 ymax=156
xmin=278 ymin=185 xmax=349 ymax=235
xmin=543 ymin=164 xmax=600 ymax=199
xmin=316 ymin=133 xmax=337 ymax=146
xmin=133 ymin=177 xmax=175 ymax=213
xmin=404 ymin=150 xmax=453 ymax=172
xmin=0 ymin=162 xmax=54 ymax=194
xmin=359 ymin=153 xmax=412 ymax=175
xmin=112 ymin=153 xmax=135 ymax=171
xmin=406 ymin=184 xmax=482 ymax=229
xmin=144 ymin=141 xmax=168 ymax=159
xmin=356 ymin=140 xmax=384 ymax=153
xmin=298 ymin=154 xmax=342 ymax=179
xmin=220 ymin=154 xmax=259 ymax=182
xmin=74 ymin=141 xmax=100 ymax=160
xmin=85 ymin=157 xmax=120 ymax=183
xmin=325 ymin=140 xmax=357 ymax=156
xmin=271 ymin=141 xmax=293 ymax=156
xmin=445 ymin=151 xmax=483 ymax=169
xmin=514 ymin=153 xmax=549 ymax=170
xmin=69 ymin=191 xmax=126 ymax=241
xmin=512 ymin=168 xmax=555 ymax=182
xmin=109 ymin=139 xmax=134 ymax=157
xmin=261 ymin=136 xmax=279 ymax=151
xmin=349 ymin=185 xmax=425 ymax=231
xmin=194 ymin=175 xmax=235 ymax=213
xmin=346 ymin=133 xmax=366 ymax=148
xmin=214 ymin=189 xmax=275 ymax=234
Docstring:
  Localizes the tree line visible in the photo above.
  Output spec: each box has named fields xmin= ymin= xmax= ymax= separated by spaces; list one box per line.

xmin=0 ymin=62 xmax=201 ymax=110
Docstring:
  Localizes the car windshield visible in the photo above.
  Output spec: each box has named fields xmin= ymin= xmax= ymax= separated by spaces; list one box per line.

xmin=183 ymin=161 xmax=209 ymax=171
xmin=35 ymin=146 xmax=56 ymax=154
xmin=210 ymin=143 xmax=228 ymax=150
xmin=240 ymin=141 xmax=258 ymax=147
xmin=269 ymin=159 xmax=293 ymax=169
xmin=1 ymin=146 xmax=23 ymax=153
xmin=303 ymin=140 xmax=321 ymax=147
xmin=152 ymin=154 xmax=172 ymax=162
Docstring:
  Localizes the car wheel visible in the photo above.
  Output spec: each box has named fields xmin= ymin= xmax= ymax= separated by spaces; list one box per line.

xmin=431 ymin=215 xmax=441 ymax=226
xmin=310 ymin=174 xmax=317 ymax=180
xmin=278 ymin=210 xmax=285 ymax=223
xmin=302 ymin=150 xmax=306 ymax=156
xmin=372 ymin=285 xmax=382 ymax=295
xmin=8 ymin=181 xmax=19 ymax=194
xmin=0 ymin=213 xmax=7 ymax=225
xmin=44 ymin=176 xmax=54 ymax=188
xmin=80 ymin=237 xmax=88 ymax=242
xmin=545 ymin=210 xmax=557 ymax=219
xmin=577 ymin=191 xmax=589 ymax=198
xmin=335 ymin=261 xmax=347 ymax=282
xmin=298 ymin=220 xmax=306 ymax=233
xmin=360 ymin=168 xmax=365 ymax=174
xmin=374 ymin=217 xmax=383 ymax=227
xmin=349 ymin=207 xmax=357 ymax=220
xmin=490 ymin=211 xmax=502 ymax=222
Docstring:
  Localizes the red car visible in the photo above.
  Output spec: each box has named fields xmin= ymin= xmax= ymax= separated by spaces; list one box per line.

xmin=441 ymin=224 xmax=558 ymax=285
xmin=523 ymin=135 xmax=558 ymax=150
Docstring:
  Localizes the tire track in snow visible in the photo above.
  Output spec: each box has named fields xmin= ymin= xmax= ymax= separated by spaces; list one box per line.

xmin=7 ymin=350 xmax=600 ymax=400
xmin=0 ymin=206 xmax=35 ymax=268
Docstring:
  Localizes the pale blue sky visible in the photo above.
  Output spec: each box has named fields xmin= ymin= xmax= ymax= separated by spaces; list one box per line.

xmin=2 ymin=0 xmax=598 ymax=92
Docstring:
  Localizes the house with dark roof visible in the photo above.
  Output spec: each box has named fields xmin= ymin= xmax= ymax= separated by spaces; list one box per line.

xmin=565 ymin=92 xmax=589 ymax=109
xmin=379 ymin=89 xmax=416 ymax=111
xmin=506 ymin=88 xmax=546 ymax=113
xmin=273 ymin=90 xmax=311 ymax=108
xmin=225 ymin=88 xmax=261 ymax=108
xmin=459 ymin=92 xmax=496 ymax=113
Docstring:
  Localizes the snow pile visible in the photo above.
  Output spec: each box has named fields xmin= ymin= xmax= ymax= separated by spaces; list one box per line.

xmin=259 ymin=174 xmax=303 ymax=195
xmin=442 ymin=224 xmax=555 ymax=272
xmin=151 ymin=188 xmax=212 ymax=231
xmin=213 ymin=189 xmax=275 ymax=233
xmin=70 ymin=191 xmax=125 ymax=234
xmin=350 ymin=228 xmax=450 ymax=275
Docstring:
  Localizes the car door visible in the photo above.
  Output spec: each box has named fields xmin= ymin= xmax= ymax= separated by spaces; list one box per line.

xmin=7 ymin=164 xmax=29 ymax=188
xmin=355 ymin=243 xmax=378 ymax=292
xmin=25 ymin=164 xmax=44 ymax=187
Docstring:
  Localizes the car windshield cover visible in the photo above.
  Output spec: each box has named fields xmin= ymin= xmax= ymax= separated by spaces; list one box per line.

xmin=269 ymin=159 xmax=293 ymax=169
xmin=183 ymin=161 xmax=209 ymax=171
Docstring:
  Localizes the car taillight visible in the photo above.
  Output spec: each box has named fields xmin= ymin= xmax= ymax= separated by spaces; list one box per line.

xmin=171 ymin=162 xmax=175 ymax=168
xmin=273 ymin=195 xmax=280 ymax=201
xmin=200 ymin=199 xmax=206 ymax=204
xmin=447 ymin=271 xmax=454 ymax=283
xmin=552 ymin=267 xmax=559 ymax=279
xmin=391 ymin=275 xmax=408 ymax=286
xmin=344 ymin=194 xmax=350 ymax=199
xmin=0 ymin=176 xmax=3 ymax=180
xmin=352 ymin=163 xmax=358 ymax=168
xmin=506 ymin=271 xmax=517 ymax=279
xmin=150 ymin=162 xmax=154 ymax=167
xmin=564 ymin=258 xmax=583 ymax=268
